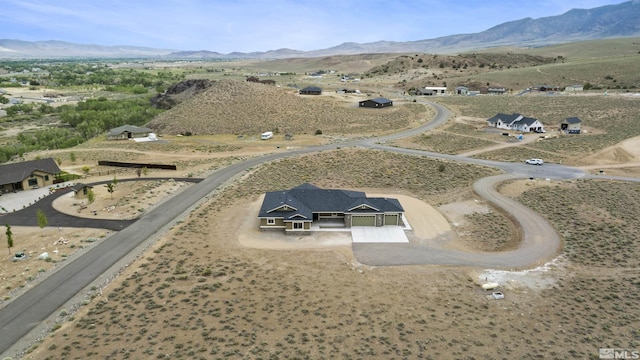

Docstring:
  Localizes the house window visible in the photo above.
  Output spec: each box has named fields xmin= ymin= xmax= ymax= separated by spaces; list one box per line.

xmin=44 ymin=175 xmax=49 ymax=181
xmin=293 ymin=222 xmax=303 ymax=230
xmin=267 ymin=218 xmax=275 ymax=225
xmin=28 ymin=178 xmax=38 ymax=187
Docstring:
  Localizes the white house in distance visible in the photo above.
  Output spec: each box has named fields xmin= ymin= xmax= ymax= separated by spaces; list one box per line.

xmin=417 ymin=86 xmax=447 ymax=96
xmin=487 ymin=113 xmax=545 ymax=133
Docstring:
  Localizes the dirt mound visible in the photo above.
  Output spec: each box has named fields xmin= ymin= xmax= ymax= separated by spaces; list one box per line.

xmin=589 ymin=146 xmax=635 ymax=165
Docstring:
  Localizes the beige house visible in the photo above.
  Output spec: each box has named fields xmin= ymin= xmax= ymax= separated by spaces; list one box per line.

xmin=71 ymin=184 xmax=93 ymax=199
xmin=0 ymin=158 xmax=61 ymax=193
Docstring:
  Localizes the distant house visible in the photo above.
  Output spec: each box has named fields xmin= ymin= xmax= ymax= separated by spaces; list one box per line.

xmin=487 ymin=113 xmax=545 ymax=133
xmin=299 ymin=86 xmax=322 ymax=95
xmin=335 ymin=88 xmax=358 ymax=94
xmin=258 ymin=183 xmax=405 ymax=234
xmin=246 ymin=76 xmax=276 ymax=85
xmin=0 ymin=158 xmax=61 ymax=193
xmin=359 ymin=97 xmax=393 ymax=108
xmin=533 ymin=84 xmax=560 ymax=92
xmin=565 ymin=84 xmax=584 ymax=92
xmin=71 ymin=183 xmax=93 ymax=199
xmin=416 ymin=86 xmax=447 ymax=96
xmin=486 ymin=87 xmax=507 ymax=95
xmin=107 ymin=125 xmax=153 ymax=140
xmin=559 ymin=117 xmax=582 ymax=134
xmin=455 ymin=86 xmax=469 ymax=95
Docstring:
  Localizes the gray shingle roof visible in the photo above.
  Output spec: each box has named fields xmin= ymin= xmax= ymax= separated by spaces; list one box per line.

xmin=487 ymin=113 xmax=522 ymax=125
xmin=108 ymin=125 xmax=152 ymax=136
xmin=258 ymin=183 xmax=404 ymax=220
xmin=370 ymin=97 xmax=392 ymax=104
xmin=0 ymin=158 xmax=61 ymax=186
xmin=564 ymin=117 xmax=582 ymax=124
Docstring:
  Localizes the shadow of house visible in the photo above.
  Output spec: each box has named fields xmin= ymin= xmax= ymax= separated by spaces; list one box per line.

xmin=359 ymin=97 xmax=393 ymax=108
xmin=258 ymin=183 xmax=404 ymax=235
xmin=107 ymin=125 xmax=153 ymax=140
xmin=560 ymin=117 xmax=582 ymax=134
xmin=0 ymin=158 xmax=61 ymax=193
xmin=299 ymin=86 xmax=322 ymax=95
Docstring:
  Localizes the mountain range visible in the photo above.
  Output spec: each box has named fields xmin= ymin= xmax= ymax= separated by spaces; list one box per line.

xmin=1 ymin=0 xmax=639 ymax=60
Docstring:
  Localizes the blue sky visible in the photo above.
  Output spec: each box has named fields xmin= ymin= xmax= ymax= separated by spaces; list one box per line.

xmin=0 ymin=0 xmax=629 ymax=53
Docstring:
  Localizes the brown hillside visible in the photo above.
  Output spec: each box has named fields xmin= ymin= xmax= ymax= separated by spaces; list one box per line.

xmin=147 ymin=79 xmax=426 ymax=136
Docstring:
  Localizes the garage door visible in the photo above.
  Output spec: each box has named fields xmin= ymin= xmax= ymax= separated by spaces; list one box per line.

xmin=351 ymin=215 xmax=375 ymax=226
xmin=384 ymin=214 xmax=398 ymax=226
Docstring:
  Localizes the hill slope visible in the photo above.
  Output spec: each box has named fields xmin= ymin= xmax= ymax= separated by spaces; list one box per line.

xmin=146 ymin=80 xmax=424 ymax=136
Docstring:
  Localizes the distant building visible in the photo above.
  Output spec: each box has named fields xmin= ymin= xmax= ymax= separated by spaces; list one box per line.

xmin=565 ymin=84 xmax=584 ymax=92
xmin=486 ymin=87 xmax=507 ymax=95
xmin=416 ymin=86 xmax=447 ymax=96
xmin=487 ymin=113 xmax=545 ymax=133
xmin=559 ymin=117 xmax=582 ymax=134
xmin=299 ymin=86 xmax=322 ymax=95
xmin=359 ymin=97 xmax=393 ymax=108
xmin=0 ymin=158 xmax=61 ymax=193
xmin=107 ymin=125 xmax=153 ymax=140
xmin=71 ymin=183 xmax=94 ymax=199
xmin=455 ymin=86 xmax=469 ymax=95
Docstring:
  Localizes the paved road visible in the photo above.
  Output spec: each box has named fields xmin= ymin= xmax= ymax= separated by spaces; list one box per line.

xmin=0 ymin=99 xmax=638 ymax=357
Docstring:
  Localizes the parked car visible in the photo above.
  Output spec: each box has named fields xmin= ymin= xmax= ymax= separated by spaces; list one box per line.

xmin=525 ymin=158 xmax=544 ymax=165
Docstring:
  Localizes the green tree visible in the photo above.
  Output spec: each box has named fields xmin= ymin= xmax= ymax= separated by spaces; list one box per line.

xmin=81 ymin=166 xmax=91 ymax=176
xmin=70 ymin=152 xmax=76 ymax=163
xmin=37 ymin=209 xmax=48 ymax=234
xmin=105 ymin=182 xmax=115 ymax=198
xmin=142 ymin=167 xmax=149 ymax=176
xmin=87 ymin=188 xmax=96 ymax=204
xmin=5 ymin=224 xmax=13 ymax=255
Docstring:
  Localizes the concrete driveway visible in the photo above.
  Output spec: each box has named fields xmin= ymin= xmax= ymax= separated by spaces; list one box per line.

xmin=351 ymin=226 xmax=409 ymax=243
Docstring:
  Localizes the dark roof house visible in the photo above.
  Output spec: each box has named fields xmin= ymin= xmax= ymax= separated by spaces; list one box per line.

xmin=107 ymin=125 xmax=153 ymax=140
xmin=560 ymin=117 xmax=582 ymax=133
xmin=359 ymin=97 xmax=393 ymax=108
xmin=299 ymin=86 xmax=322 ymax=95
xmin=258 ymin=183 xmax=404 ymax=234
xmin=0 ymin=158 xmax=61 ymax=193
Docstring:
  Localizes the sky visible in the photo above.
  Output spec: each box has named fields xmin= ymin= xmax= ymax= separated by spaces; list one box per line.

xmin=0 ymin=0 xmax=630 ymax=53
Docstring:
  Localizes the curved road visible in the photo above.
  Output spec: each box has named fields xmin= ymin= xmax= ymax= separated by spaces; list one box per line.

xmin=1 ymin=100 xmax=638 ymax=356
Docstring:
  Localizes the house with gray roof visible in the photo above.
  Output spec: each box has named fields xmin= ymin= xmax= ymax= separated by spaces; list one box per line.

xmin=487 ymin=113 xmax=545 ymax=133
xmin=258 ymin=183 xmax=404 ymax=234
xmin=0 ymin=158 xmax=61 ymax=193
xmin=559 ymin=117 xmax=582 ymax=134
xmin=299 ymin=86 xmax=322 ymax=95
xmin=359 ymin=97 xmax=393 ymax=108
xmin=107 ymin=125 xmax=153 ymax=140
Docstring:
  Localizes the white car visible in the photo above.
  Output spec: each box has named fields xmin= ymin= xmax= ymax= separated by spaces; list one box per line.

xmin=525 ymin=158 xmax=544 ymax=165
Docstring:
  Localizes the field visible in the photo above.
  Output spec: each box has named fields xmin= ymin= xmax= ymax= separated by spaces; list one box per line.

xmin=1 ymin=39 xmax=640 ymax=359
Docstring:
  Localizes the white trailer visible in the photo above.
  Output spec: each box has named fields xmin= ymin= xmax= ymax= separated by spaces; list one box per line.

xmin=261 ymin=131 xmax=273 ymax=140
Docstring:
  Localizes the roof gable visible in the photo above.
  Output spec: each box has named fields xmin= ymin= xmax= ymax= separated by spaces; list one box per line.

xmin=0 ymin=158 xmax=61 ymax=186
xmin=258 ymin=183 xmax=404 ymax=219
xmin=108 ymin=125 xmax=152 ymax=136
